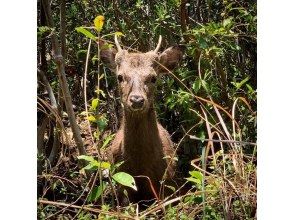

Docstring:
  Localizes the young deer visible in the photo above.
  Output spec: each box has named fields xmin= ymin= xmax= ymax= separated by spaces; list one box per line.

xmin=100 ymin=35 xmax=183 ymax=205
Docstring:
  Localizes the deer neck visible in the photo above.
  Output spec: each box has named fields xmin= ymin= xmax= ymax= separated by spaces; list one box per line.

xmin=122 ymin=106 xmax=163 ymax=157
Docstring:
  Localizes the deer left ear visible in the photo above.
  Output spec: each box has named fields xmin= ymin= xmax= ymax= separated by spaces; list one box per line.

xmin=99 ymin=40 xmax=118 ymax=72
xmin=157 ymin=45 xmax=184 ymax=74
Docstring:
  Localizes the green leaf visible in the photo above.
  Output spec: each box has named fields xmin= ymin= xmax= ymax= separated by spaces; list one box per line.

xmin=233 ymin=76 xmax=250 ymax=89
xmin=192 ymin=79 xmax=201 ymax=93
xmin=189 ymin=171 xmax=203 ymax=182
xmin=186 ymin=177 xmax=201 ymax=185
xmin=96 ymin=116 xmax=108 ymax=131
xmin=95 ymin=89 xmax=106 ymax=98
xmin=198 ymin=37 xmax=208 ymax=49
xmin=101 ymin=134 xmax=115 ymax=149
xmin=201 ymin=80 xmax=209 ymax=92
xmin=87 ymin=182 xmax=107 ymax=202
xmin=91 ymin=55 xmax=98 ymax=64
xmin=198 ymin=131 xmax=206 ymax=143
xmin=92 ymin=161 xmax=111 ymax=169
xmin=77 ymin=155 xmax=95 ymax=163
xmin=75 ymin=27 xmax=96 ymax=40
xmin=94 ymin=15 xmax=105 ymax=32
xmin=91 ymin=98 xmax=99 ymax=110
xmin=83 ymin=163 xmax=97 ymax=170
xmin=165 ymin=185 xmax=176 ymax=192
xmin=112 ymin=172 xmax=137 ymax=191
xmin=115 ymin=31 xmax=124 ymax=37
xmin=112 ymin=161 xmax=125 ymax=172
xmin=223 ymin=17 xmax=233 ymax=28
xmin=88 ymin=115 xmax=96 ymax=122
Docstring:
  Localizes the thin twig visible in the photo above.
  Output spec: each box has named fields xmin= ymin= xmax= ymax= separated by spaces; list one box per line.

xmin=189 ymin=135 xmax=257 ymax=146
xmin=44 ymin=174 xmax=94 ymax=219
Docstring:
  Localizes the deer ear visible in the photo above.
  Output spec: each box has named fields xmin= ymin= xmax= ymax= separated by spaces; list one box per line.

xmin=157 ymin=45 xmax=184 ymax=74
xmin=99 ymin=40 xmax=117 ymax=72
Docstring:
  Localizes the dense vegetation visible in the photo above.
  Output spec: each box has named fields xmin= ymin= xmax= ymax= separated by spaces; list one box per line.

xmin=37 ymin=0 xmax=257 ymax=219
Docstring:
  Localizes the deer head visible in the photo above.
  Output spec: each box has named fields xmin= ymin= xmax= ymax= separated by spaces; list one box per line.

xmin=100 ymin=35 xmax=183 ymax=114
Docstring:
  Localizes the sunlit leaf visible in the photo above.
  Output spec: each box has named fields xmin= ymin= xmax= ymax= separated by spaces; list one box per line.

xmin=75 ymin=27 xmax=96 ymax=40
xmin=112 ymin=172 xmax=137 ymax=191
xmin=94 ymin=15 xmax=105 ymax=32
xmin=192 ymin=79 xmax=201 ymax=93
xmin=114 ymin=31 xmax=124 ymax=37
xmin=186 ymin=177 xmax=201 ymax=185
xmin=88 ymin=115 xmax=96 ymax=122
xmin=92 ymin=161 xmax=111 ymax=169
xmin=77 ymin=155 xmax=95 ymax=163
xmin=189 ymin=171 xmax=203 ymax=181
xmin=91 ymin=98 xmax=99 ymax=110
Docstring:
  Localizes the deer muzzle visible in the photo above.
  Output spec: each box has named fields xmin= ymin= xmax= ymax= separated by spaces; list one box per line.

xmin=129 ymin=95 xmax=145 ymax=110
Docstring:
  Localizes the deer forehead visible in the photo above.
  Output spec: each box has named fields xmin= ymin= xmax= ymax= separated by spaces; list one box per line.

xmin=116 ymin=53 xmax=157 ymax=77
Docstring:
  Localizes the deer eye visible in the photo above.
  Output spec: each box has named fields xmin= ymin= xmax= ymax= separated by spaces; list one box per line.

xmin=117 ymin=74 xmax=123 ymax=83
xmin=150 ymin=76 xmax=157 ymax=84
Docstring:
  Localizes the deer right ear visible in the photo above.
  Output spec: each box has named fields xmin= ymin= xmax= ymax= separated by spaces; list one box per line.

xmin=99 ymin=41 xmax=118 ymax=72
xmin=157 ymin=45 xmax=184 ymax=74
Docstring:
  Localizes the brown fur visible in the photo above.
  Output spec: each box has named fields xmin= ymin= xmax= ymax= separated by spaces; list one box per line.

xmin=100 ymin=38 xmax=183 ymax=204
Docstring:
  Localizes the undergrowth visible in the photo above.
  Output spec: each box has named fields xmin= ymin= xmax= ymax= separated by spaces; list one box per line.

xmin=37 ymin=0 xmax=256 ymax=219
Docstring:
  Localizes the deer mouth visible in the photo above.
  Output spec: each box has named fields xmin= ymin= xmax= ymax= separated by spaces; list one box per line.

xmin=128 ymin=95 xmax=146 ymax=111
xmin=129 ymin=103 xmax=146 ymax=112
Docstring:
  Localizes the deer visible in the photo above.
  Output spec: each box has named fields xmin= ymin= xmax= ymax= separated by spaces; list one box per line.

xmin=100 ymin=35 xmax=183 ymax=205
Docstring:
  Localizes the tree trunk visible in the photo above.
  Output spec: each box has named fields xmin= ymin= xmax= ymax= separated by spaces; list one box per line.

xmin=41 ymin=0 xmax=86 ymax=156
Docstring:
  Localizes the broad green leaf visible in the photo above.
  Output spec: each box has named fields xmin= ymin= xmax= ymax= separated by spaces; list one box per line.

xmin=112 ymin=172 xmax=137 ymax=191
xmin=76 ymin=50 xmax=87 ymax=60
xmin=186 ymin=177 xmax=201 ymax=185
xmin=96 ymin=116 xmax=108 ymax=131
xmin=87 ymin=182 xmax=107 ymax=202
xmin=88 ymin=115 xmax=96 ymax=122
xmin=94 ymin=15 xmax=105 ymax=32
xmin=77 ymin=155 xmax=95 ymax=163
xmin=189 ymin=171 xmax=203 ymax=182
xmin=198 ymin=37 xmax=208 ymax=49
xmin=75 ymin=27 xmax=96 ymax=40
xmin=91 ymin=98 xmax=99 ymax=110
xmin=92 ymin=161 xmax=111 ymax=169
xmin=81 ymin=160 xmax=111 ymax=171
xmin=83 ymin=163 xmax=97 ymax=171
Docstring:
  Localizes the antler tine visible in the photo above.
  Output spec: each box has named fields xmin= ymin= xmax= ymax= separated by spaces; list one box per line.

xmin=154 ymin=35 xmax=162 ymax=53
xmin=114 ymin=34 xmax=122 ymax=52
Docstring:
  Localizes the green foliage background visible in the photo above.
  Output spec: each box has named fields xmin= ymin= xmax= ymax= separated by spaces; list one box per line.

xmin=37 ymin=0 xmax=256 ymax=219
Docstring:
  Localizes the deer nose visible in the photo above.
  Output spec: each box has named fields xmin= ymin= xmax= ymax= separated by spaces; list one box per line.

xmin=130 ymin=95 xmax=145 ymax=109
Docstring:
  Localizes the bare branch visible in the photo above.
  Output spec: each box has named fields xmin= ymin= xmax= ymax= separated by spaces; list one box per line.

xmin=41 ymin=0 xmax=86 ymax=156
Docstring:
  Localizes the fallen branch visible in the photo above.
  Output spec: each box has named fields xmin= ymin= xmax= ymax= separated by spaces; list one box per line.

xmin=38 ymin=199 xmax=135 ymax=219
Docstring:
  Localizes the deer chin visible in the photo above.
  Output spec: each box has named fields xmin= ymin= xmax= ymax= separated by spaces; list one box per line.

xmin=123 ymin=103 xmax=149 ymax=115
xmin=129 ymin=105 xmax=147 ymax=113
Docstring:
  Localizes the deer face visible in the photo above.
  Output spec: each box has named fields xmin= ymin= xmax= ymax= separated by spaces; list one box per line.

xmin=115 ymin=51 xmax=159 ymax=112
xmin=100 ymin=35 xmax=183 ymax=114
